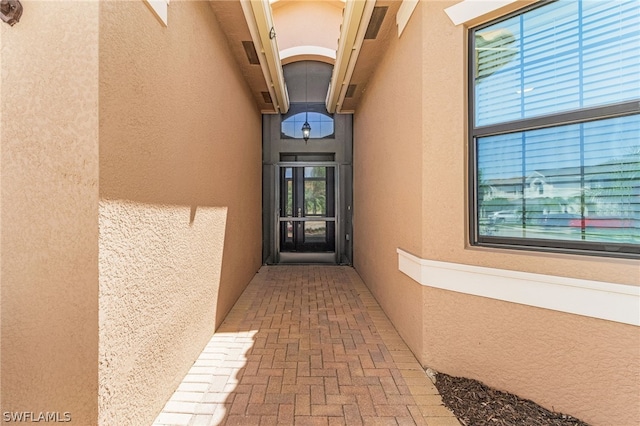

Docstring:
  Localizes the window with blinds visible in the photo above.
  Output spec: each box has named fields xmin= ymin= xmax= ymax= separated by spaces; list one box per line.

xmin=470 ymin=0 xmax=640 ymax=257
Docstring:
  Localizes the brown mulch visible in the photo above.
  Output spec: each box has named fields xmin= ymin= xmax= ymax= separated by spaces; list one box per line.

xmin=434 ymin=372 xmax=591 ymax=426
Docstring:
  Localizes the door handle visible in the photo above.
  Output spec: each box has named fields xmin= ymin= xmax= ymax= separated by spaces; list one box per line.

xmin=297 ymin=208 xmax=302 ymax=217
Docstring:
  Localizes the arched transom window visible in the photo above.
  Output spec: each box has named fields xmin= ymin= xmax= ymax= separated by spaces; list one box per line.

xmin=281 ymin=103 xmax=334 ymax=140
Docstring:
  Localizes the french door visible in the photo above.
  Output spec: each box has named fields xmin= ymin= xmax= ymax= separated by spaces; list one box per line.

xmin=277 ymin=163 xmax=337 ymax=263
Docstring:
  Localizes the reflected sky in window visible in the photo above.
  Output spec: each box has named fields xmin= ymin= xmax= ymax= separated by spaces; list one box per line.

xmin=282 ymin=112 xmax=334 ymax=139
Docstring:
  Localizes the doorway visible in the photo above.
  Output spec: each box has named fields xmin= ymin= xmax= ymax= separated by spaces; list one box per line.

xmin=261 ymin=61 xmax=352 ymax=265
xmin=277 ymin=164 xmax=337 ymax=263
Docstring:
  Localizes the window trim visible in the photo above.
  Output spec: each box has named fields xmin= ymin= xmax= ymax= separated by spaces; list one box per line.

xmin=144 ymin=0 xmax=169 ymax=26
xmin=468 ymin=2 xmax=640 ymax=259
xmin=474 ymin=101 xmax=640 ymax=138
xmin=445 ymin=0 xmax=527 ymax=27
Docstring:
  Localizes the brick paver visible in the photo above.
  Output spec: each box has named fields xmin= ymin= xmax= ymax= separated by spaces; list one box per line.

xmin=153 ymin=266 xmax=459 ymax=426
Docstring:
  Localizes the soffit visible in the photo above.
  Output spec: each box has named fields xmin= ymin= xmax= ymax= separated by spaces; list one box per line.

xmin=208 ymin=0 xmax=403 ymax=114
xmin=338 ymin=0 xmax=401 ymax=112
xmin=208 ymin=1 xmax=276 ymax=112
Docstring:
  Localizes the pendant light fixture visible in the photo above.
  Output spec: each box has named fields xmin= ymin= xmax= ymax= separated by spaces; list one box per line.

xmin=301 ymin=120 xmax=311 ymax=142
xmin=301 ymin=62 xmax=311 ymax=142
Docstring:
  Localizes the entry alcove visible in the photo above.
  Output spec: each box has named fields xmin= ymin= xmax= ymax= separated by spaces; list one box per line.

xmin=262 ymin=61 xmax=353 ymax=264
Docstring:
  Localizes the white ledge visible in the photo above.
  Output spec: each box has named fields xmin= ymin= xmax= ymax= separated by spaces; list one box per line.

xmin=397 ymin=0 xmax=419 ymax=37
xmin=144 ymin=0 xmax=169 ymax=26
xmin=445 ymin=0 xmax=519 ymax=26
xmin=280 ymin=46 xmax=336 ymax=63
xmin=397 ymin=248 xmax=640 ymax=326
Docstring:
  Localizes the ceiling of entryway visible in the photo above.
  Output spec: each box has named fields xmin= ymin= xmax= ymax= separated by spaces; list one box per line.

xmin=208 ymin=0 xmax=402 ymax=114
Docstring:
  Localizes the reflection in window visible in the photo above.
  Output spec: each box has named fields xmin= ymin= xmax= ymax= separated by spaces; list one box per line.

xmin=281 ymin=111 xmax=334 ymax=139
xmin=474 ymin=1 xmax=640 ymax=127
xmin=471 ymin=1 xmax=640 ymax=257
xmin=478 ymin=116 xmax=639 ymax=241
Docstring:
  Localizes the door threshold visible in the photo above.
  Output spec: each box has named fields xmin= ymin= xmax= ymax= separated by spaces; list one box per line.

xmin=278 ymin=252 xmax=337 ymax=264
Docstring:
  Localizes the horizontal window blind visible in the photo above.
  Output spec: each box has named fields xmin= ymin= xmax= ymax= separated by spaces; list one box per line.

xmin=478 ymin=116 xmax=639 ymax=245
xmin=471 ymin=1 xmax=640 ymax=257
xmin=475 ymin=1 xmax=640 ymax=127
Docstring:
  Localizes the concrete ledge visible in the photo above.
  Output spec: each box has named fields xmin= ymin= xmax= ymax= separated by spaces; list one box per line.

xmin=397 ymin=248 xmax=640 ymax=326
xmin=444 ymin=0 xmax=519 ymax=26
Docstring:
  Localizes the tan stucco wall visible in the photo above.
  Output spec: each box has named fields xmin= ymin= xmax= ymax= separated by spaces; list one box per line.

xmin=353 ymin=4 xmax=424 ymax=361
xmin=98 ymin=2 xmax=262 ymax=425
xmin=354 ymin=2 xmax=639 ymax=425
xmin=423 ymin=287 xmax=640 ymax=425
xmin=1 ymin=2 xmax=100 ymax=424
xmin=418 ymin=4 xmax=639 ymax=423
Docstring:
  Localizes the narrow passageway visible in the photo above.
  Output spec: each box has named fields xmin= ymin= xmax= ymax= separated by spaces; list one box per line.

xmin=153 ymin=266 xmax=459 ymax=426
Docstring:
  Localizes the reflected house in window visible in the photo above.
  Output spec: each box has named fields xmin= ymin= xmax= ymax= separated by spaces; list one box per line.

xmin=484 ymin=172 xmax=564 ymax=202
xmin=471 ymin=0 xmax=639 ymax=254
xmin=585 ymin=150 xmax=640 ymax=219
xmin=484 ymin=170 xmax=582 ymax=220
xmin=482 ymin=149 xmax=640 ymax=223
xmin=281 ymin=102 xmax=334 ymax=140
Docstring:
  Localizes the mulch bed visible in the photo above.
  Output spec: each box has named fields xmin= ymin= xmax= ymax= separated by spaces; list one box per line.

xmin=434 ymin=372 xmax=591 ymax=426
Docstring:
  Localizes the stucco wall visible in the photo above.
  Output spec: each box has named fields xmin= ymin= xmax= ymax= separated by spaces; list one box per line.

xmin=354 ymin=1 xmax=639 ymax=425
xmin=1 ymin=3 xmax=99 ymax=424
xmin=98 ymin=2 xmax=262 ymax=425
xmin=423 ymin=286 xmax=640 ymax=425
xmin=418 ymin=3 xmax=639 ymax=423
xmin=353 ymin=3 xmax=424 ymax=361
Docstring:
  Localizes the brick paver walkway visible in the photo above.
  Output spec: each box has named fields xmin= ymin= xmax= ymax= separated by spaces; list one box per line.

xmin=153 ymin=265 xmax=459 ymax=426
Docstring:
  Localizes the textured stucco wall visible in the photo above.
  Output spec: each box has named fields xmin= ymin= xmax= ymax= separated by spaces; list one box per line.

xmin=353 ymin=2 xmax=424 ymax=361
xmin=417 ymin=4 xmax=639 ymax=422
xmin=1 ymin=2 xmax=99 ymax=424
xmin=354 ymin=1 xmax=639 ymax=425
xmin=423 ymin=286 xmax=640 ymax=426
xmin=98 ymin=2 xmax=262 ymax=425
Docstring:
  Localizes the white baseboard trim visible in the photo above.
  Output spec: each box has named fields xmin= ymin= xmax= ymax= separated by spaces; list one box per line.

xmin=397 ymin=248 xmax=640 ymax=326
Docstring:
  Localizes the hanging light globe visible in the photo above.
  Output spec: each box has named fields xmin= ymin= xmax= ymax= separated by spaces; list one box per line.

xmin=301 ymin=121 xmax=311 ymax=142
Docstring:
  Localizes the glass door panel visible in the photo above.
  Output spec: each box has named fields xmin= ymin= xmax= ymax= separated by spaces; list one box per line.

xmin=279 ymin=166 xmax=336 ymax=254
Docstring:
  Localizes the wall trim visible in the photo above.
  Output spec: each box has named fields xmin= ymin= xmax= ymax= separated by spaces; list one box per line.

xmin=396 ymin=0 xmax=419 ymax=37
xmin=397 ymin=248 xmax=640 ymax=326
xmin=280 ymin=46 xmax=337 ymax=64
xmin=144 ymin=0 xmax=169 ymax=26
xmin=444 ymin=0 xmax=520 ymax=26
